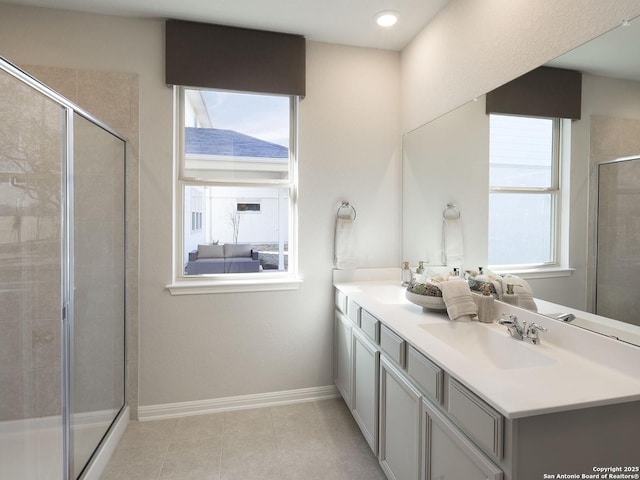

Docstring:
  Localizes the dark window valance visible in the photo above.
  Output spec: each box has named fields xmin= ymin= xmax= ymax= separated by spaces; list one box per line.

xmin=166 ymin=20 xmax=305 ymax=97
xmin=486 ymin=67 xmax=582 ymax=120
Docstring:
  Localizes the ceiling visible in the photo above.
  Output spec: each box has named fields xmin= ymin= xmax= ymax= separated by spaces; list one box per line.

xmin=547 ymin=15 xmax=640 ymax=82
xmin=2 ymin=0 xmax=452 ymax=51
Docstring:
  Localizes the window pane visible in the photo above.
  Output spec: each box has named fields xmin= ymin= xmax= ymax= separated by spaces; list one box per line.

xmin=489 ymin=115 xmax=554 ymax=188
xmin=488 ymin=193 xmax=553 ymax=265
xmin=183 ymin=185 xmax=289 ymax=275
xmin=183 ymin=89 xmax=290 ymax=181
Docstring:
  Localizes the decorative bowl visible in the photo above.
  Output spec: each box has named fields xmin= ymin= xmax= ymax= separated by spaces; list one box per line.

xmin=406 ymin=290 xmax=447 ymax=311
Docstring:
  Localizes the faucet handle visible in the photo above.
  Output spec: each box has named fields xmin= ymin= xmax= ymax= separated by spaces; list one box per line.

xmin=525 ymin=322 xmax=547 ymax=344
xmin=498 ymin=314 xmax=517 ymax=325
xmin=526 ymin=322 xmax=547 ymax=334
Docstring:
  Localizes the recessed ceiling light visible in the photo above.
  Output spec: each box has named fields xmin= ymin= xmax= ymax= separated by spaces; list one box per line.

xmin=376 ymin=11 xmax=399 ymax=28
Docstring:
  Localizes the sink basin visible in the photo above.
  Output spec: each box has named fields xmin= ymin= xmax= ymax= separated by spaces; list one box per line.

xmin=419 ymin=322 xmax=556 ymax=370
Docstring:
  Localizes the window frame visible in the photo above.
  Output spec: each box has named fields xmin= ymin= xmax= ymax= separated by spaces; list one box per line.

xmin=167 ymin=86 xmax=302 ymax=295
xmin=488 ymin=114 xmax=562 ymax=271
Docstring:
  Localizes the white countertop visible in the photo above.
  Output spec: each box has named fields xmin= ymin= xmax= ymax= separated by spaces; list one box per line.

xmin=334 ymin=273 xmax=640 ymax=420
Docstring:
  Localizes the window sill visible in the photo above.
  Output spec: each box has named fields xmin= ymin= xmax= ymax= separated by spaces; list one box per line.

xmin=490 ymin=266 xmax=575 ymax=280
xmin=166 ymin=274 xmax=303 ymax=295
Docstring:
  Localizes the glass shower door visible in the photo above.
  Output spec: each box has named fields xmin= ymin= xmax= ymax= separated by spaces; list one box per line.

xmin=70 ymin=113 xmax=126 ymax=478
xmin=596 ymin=158 xmax=640 ymax=327
xmin=0 ymin=67 xmax=66 ymax=480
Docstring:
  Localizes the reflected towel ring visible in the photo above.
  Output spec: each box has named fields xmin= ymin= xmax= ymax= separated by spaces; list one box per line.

xmin=443 ymin=203 xmax=460 ymax=220
xmin=337 ymin=201 xmax=357 ymax=220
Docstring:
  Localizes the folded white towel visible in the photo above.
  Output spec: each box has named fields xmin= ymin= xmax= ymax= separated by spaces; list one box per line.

xmin=440 ymin=277 xmax=478 ymax=321
xmin=334 ymin=217 xmax=356 ymax=269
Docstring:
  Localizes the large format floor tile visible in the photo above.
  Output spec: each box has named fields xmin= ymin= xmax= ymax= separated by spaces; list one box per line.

xmin=101 ymin=398 xmax=386 ymax=480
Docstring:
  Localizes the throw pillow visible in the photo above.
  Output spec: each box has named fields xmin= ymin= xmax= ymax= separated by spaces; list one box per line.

xmin=223 ymin=243 xmax=252 ymax=258
xmin=198 ymin=244 xmax=224 ymax=258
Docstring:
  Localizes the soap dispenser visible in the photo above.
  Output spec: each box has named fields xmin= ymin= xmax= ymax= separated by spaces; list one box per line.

xmin=416 ymin=261 xmax=426 ymax=275
xmin=502 ymin=284 xmax=519 ymax=306
xmin=477 ymin=284 xmax=494 ymax=323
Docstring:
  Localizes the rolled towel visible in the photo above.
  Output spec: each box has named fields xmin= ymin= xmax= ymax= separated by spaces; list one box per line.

xmin=439 ymin=277 xmax=478 ymax=321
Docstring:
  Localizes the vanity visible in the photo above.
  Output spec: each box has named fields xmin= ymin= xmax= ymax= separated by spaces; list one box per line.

xmin=334 ymin=269 xmax=640 ymax=480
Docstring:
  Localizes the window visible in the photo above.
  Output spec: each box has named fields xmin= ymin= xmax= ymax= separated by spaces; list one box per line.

xmin=237 ymin=202 xmax=261 ymax=213
xmin=172 ymin=87 xmax=299 ymax=291
xmin=488 ymin=114 xmax=561 ymax=268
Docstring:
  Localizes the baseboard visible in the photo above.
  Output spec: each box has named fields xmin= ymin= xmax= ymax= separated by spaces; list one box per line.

xmin=138 ymin=385 xmax=340 ymax=421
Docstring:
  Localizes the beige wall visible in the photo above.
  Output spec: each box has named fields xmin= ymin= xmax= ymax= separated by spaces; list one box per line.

xmin=401 ymin=0 xmax=640 ymax=132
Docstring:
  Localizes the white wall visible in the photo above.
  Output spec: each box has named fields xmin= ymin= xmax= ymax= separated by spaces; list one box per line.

xmin=401 ymin=0 xmax=640 ymax=132
xmin=0 ymin=4 xmax=401 ymax=408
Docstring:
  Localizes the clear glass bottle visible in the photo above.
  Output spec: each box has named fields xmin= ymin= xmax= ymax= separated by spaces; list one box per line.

xmin=401 ymin=261 xmax=413 ymax=286
xmin=416 ymin=261 xmax=426 ymax=275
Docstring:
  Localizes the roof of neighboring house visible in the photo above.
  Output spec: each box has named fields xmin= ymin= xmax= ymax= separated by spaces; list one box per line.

xmin=185 ymin=127 xmax=288 ymax=158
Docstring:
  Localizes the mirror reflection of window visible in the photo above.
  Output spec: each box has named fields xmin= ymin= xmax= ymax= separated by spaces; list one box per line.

xmin=488 ymin=114 xmax=561 ymax=267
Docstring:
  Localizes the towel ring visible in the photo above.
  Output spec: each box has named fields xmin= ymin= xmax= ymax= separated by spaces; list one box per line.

xmin=443 ymin=203 xmax=460 ymax=220
xmin=337 ymin=201 xmax=357 ymax=220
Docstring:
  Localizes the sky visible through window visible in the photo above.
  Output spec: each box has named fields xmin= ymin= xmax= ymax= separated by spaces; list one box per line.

xmin=201 ymin=91 xmax=289 ymax=147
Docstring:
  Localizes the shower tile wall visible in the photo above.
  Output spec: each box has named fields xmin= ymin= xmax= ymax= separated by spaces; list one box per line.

xmin=0 ymin=69 xmax=64 ymax=421
xmin=596 ymin=160 xmax=640 ymax=325
xmin=587 ymin=114 xmax=640 ymax=315
xmin=15 ymin=64 xmax=139 ymax=419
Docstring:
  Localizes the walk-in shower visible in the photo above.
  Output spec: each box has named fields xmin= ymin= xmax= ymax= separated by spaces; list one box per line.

xmin=0 ymin=57 xmax=127 ymax=479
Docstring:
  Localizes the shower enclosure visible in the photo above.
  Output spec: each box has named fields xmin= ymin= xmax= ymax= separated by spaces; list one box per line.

xmin=595 ymin=155 xmax=640 ymax=327
xmin=0 ymin=57 xmax=126 ymax=479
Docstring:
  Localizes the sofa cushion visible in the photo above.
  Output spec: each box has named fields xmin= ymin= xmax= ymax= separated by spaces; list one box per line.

xmin=198 ymin=244 xmax=224 ymax=258
xmin=224 ymin=243 xmax=252 ymax=258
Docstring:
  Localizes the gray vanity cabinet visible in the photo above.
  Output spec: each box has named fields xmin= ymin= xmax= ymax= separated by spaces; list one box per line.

xmin=351 ymin=327 xmax=380 ymax=454
xmin=422 ymin=397 xmax=503 ymax=480
xmin=379 ymin=356 xmax=422 ymax=480
xmin=334 ymin=310 xmax=352 ymax=407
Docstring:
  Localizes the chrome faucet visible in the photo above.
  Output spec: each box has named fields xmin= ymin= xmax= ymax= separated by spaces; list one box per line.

xmin=498 ymin=314 xmax=525 ymax=340
xmin=555 ymin=313 xmax=576 ymax=323
xmin=499 ymin=314 xmax=547 ymax=345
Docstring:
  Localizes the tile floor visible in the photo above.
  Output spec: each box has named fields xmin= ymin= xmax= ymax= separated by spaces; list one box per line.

xmin=100 ymin=398 xmax=387 ymax=480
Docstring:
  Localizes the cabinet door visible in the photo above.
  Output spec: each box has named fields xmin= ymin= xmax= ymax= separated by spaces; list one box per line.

xmin=334 ymin=311 xmax=352 ymax=407
xmin=380 ymin=356 xmax=422 ymax=480
xmin=352 ymin=328 xmax=380 ymax=454
xmin=422 ymin=398 xmax=503 ymax=480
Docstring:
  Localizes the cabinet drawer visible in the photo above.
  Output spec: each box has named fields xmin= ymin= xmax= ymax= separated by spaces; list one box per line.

xmin=447 ymin=378 xmax=504 ymax=459
xmin=348 ymin=299 xmax=361 ymax=326
xmin=360 ymin=309 xmax=380 ymax=344
xmin=380 ymin=324 xmax=406 ymax=368
xmin=407 ymin=346 xmax=443 ymax=404
xmin=335 ymin=288 xmax=347 ymax=314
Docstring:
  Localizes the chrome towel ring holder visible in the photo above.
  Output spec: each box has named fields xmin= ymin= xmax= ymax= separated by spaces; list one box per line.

xmin=443 ymin=203 xmax=460 ymax=220
xmin=337 ymin=201 xmax=357 ymax=220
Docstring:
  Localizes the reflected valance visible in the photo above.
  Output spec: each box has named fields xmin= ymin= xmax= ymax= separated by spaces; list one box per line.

xmin=486 ymin=67 xmax=581 ymax=120
xmin=166 ymin=20 xmax=305 ymax=96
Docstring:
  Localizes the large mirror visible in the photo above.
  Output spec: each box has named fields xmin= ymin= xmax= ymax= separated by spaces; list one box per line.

xmin=402 ymin=16 xmax=640 ymax=346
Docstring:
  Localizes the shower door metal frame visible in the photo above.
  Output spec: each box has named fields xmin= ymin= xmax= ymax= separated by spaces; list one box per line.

xmin=0 ymin=56 xmax=128 ymax=480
